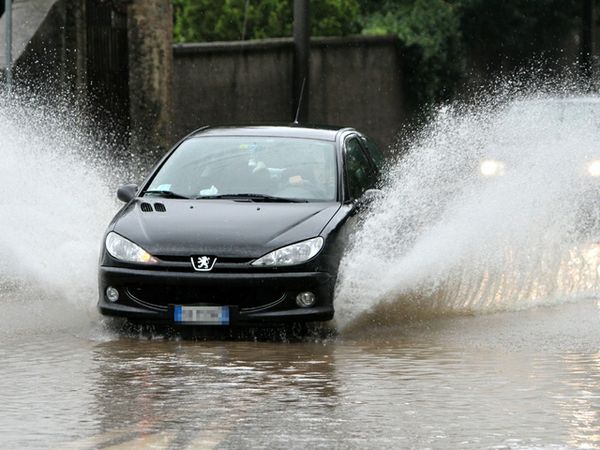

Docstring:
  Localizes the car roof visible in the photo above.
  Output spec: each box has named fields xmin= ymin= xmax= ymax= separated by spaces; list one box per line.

xmin=188 ymin=125 xmax=355 ymax=142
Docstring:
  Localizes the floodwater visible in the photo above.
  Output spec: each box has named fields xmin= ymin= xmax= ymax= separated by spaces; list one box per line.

xmin=0 ymin=297 xmax=599 ymax=449
xmin=2 ymin=87 xmax=600 ymax=448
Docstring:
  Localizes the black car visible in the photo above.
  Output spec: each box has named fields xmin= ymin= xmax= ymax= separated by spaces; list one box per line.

xmin=98 ymin=125 xmax=383 ymax=327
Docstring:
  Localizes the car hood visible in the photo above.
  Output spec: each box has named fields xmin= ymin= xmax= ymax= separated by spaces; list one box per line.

xmin=111 ymin=199 xmax=341 ymax=258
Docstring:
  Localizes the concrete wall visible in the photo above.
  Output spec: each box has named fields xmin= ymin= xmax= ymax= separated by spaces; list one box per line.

xmin=2 ymin=0 xmax=173 ymax=153
xmin=308 ymin=36 xmax=405 ymax=147
xmin=173 ymin=38 xmax=294 ymax=137
xmin=0 ymin=0 xmax=84 ymax=99
xmin=173 ymin=36 xmax=406 ymax=148
xmin=0 ymin=0 xmax=60 ymax=76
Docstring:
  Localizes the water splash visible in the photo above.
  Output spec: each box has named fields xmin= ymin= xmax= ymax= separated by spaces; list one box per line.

xmin=3 ymin=82 xmax=600 ymax=335
xmin=336 ymin=85 xmax=600 ymax=329
xmin=0 ymin=92 xmax=126 ymax=334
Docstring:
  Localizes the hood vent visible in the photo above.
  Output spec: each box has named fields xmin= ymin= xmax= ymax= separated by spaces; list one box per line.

xmin=140 ymin=202 xmax=153 ymax=212
xmin=154 ymin=202 xmax=167 ymax=212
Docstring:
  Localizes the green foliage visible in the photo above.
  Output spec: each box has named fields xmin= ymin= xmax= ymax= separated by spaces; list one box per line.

xmin=311 ymin=0 xmax=361 ymax=36
xmin=173 ymin=0 xmax=361 ymax=43
xmin=358 ymin=0 xmax=586 ymax=108
xmin=360 ymin=0 xmax=465 ymax=108
xmin=459 ymin=0 xmax=580 ymax=72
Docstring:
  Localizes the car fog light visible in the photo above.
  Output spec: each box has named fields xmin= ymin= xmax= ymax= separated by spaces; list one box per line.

xmin=296 ymin=291 xmax=316 ymax=308
xmin=106 ymin=287 xmax=119 ymax=303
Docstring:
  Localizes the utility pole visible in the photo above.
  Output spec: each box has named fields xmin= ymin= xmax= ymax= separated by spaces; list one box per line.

xmin=4 ymin=0 xmax=12 ymax=90
xmin=580 ymin=0 xmax=594 ymax=82
xmin=293 ymin=0 xmax=309 ymax=123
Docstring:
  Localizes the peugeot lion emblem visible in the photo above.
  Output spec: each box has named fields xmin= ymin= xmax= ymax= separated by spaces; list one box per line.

xmin=191 ymin=255 xmax=217 ymax=272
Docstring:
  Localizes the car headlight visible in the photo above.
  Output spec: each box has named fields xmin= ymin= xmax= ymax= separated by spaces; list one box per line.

xmin=251 ymin=237 xmax=323 ymax=267
xmin=586 ymin=160 xmax=600 ymax=177
xmin=105 ymin=232 xmax=158 ymax=264
xmin=479 ymin=159 xmax=506 ymax=177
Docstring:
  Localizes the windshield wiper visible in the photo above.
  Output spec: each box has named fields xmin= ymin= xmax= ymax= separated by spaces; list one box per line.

xmin=143 ymin=190 xmax=190 ymax=199
xmin=195 ymin=193 xmax=307 ymax=203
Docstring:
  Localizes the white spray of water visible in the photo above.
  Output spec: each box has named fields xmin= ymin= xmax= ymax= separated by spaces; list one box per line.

xmin=3 ymin=84 xmax=599 ymax=335
xmin=0 ymin=93 xmax=124 ymax=333
xmin=336 ymin=88 xmax=600 ymax=329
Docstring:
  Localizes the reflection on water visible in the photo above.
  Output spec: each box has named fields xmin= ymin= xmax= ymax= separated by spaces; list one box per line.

xmin=0 ymin=300 xmax=599 ymax=449
xmin=90 ymin=340 xmax=340 ymax=449
xmin=559 ymin=352 xmax=600 ymax=449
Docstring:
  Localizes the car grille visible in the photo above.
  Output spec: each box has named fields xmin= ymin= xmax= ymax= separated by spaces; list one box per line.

xmin=152 ymin=255 xmax=254 ymax=272
xmin=157 ymin=255 xmax=252 ymax=264
xmin=125 ymin=285 xmax=286 ymax=312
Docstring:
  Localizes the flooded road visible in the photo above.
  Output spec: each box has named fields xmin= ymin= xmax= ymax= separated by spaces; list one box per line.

xmin=1 ymin=298 xmax=598 ymax=449
xmin=2 ymin=88 xmax=600 ymax=449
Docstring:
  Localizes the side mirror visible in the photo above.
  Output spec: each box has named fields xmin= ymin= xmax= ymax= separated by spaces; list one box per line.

xmin=361 ymin=189 xmax=384 ymax=204
xmin=117 ymin=184 xmax=138 ymax=203
xmin=352 ymin=189 xmax=384 ymax=215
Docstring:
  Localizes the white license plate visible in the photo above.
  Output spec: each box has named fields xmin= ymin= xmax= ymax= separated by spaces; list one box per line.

xmin=174 ymin=305 xmax=230 ymax=325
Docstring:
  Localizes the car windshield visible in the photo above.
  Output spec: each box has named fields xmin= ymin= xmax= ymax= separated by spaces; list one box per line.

xmin=146 ymin=136 xmax=338 ymax=201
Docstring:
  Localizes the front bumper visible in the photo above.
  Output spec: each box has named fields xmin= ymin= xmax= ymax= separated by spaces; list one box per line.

xmin=98 ymin=266 xmax=335 ymax=326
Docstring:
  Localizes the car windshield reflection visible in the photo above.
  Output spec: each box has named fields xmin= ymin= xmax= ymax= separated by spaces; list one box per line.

xmin=147 ymin=136 xmax=338 ymax=202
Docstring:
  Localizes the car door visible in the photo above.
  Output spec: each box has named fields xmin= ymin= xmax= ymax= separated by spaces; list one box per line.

xmin=317 ymin=134 xmax=379 ymax=275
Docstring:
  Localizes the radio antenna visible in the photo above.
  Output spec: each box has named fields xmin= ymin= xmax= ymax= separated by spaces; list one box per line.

xmin=293 ymin=77 xmax=306 ymax=125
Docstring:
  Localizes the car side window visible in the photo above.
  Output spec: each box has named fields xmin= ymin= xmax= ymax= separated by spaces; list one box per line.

xmin=361 ymin=136 xmax=385 ymax=172
xmin=344 ymin=137 xmax=377 ymax=200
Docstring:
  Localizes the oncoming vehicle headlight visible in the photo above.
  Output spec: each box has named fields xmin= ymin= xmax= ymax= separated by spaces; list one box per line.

xmin=586 ymin=160 xmax=600 ymax=177
xmin=105 ymin=232 xmax=158 ymax=264
xmin=479 ymin=159 xmax=506 ymax=177
xmin=251 ymin=237 xmax=323 ymax=267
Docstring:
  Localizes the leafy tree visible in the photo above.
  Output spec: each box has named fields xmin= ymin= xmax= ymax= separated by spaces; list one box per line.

xmin=459 ymin=0 xmax=581 ymax=74
xmin=358 ymin=0 xmax=586 ymax=108
xmin=360 ymin=0 xmax=465 ymax=108
xmin=173 ymin=0 xmax=361 ymax=43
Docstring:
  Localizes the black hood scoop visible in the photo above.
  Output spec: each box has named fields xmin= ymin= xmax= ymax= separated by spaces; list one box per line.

xmin=139 ymin=202 xmax=167 ymax=212
xmin=140 ymin=202 xmax=153 ymax=212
